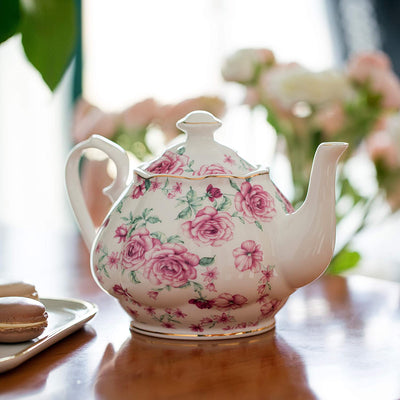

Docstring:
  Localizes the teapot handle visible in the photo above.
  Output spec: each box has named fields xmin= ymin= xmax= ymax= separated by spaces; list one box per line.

xmin=65 ymin=135 xmax=130 ymax=250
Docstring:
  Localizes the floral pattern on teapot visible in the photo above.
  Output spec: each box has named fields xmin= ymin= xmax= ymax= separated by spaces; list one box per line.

xmin=92 ymin=172 xmax=292 ymax=335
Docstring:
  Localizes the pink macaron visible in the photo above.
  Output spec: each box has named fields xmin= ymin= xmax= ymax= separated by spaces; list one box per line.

xmin=0 ymin=297 xmax=48 ymax=343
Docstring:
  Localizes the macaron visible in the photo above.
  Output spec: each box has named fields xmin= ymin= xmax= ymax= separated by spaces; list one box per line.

xmin=0 ymin=297 xmax=48 ymax=343
xmin=0 ymin=281 xmax=39 ymax=300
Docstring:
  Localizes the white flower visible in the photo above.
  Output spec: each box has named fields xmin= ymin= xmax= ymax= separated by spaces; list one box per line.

xmin=260 ymin=64 xmax=354 ymax=110
xmin=222 ymin=49 xmax=274 ymax=84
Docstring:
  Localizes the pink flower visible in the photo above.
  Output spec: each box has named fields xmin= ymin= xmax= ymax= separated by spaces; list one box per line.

xmin=150 ymin=178 xmax=162 ymax=192
xmin=145 ymin=306 xmax=156 ymax=315
xmin=147 ymin=290 xmax=159 ymax=300
xmin=206 ymin=283 xmax=217 ymax=292
xmin=190 ymin=324 xmax=204 ymax=332
xmin=161 ymin=322 xmax=175 ymax=329
xmin=189 ymin=298 xmax=214 ymax=309
xmin=200 ymin=317 xmax=214 ymax=326
xmin=113 ymin=284 xmax=131 ymax=298
xmin=261 ymin=265 xmax=275 ymax=283
xmin=131 ymin=181 xmax=146 ymax=199
xmin=147 ymin=150 xmax=189 ymax=175
xmin=214 ymin=313 xmax=234 ymax=324
xmin=121 ymin=228 xmax=160 ymax=271
xmin=347 ymin=52 xmax=400 ymax=109
xmin=107 ymin=252 xmax=120 ymax=269
xmin=206 ymin=184 xmax=223 ymax=202
xmin=144 ymin=243 xmax=199 ymax=287
xmin=260 ymin=299 xmax=281 ymax=317
xmin=174 ymin=309 xmax=187 ymax=318
xmin=233 ymin=240 xmax=264 ymax=272
xmin=114 ymin=225 xmax=128 ymax=243
xmin=172 ymin=182 xmax=183 ymax=194
xmin=224 ymin=154 xmax=236 ymax=165
xmin=234 ymin=181 xmax=276 ymax=222
xmin=127 ymin=308 xmax=138 ymax=318
xmin=196 ymin=164 xmax=232 ymax=176
xmin=201 ymin=266 xmax=219 ymax=283
xmin=212 ymin=293 xmax=248 ymax=310
xmin=182 ymin=206 xmax=234 ymax=247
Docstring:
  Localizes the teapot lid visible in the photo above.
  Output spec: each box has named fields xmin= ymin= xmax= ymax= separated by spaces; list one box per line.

xmin=136 ymin=110 xmax=265 ymax=179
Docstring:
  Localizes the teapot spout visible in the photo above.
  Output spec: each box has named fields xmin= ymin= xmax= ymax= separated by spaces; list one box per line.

xmin=278 ymin=142 xmax=348 ymax=290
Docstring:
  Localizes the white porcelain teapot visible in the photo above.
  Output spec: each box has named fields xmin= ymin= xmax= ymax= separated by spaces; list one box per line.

xmin=66 ymin=110 xmax=347 ymax=340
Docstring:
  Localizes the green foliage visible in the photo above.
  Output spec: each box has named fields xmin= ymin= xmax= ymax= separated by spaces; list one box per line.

xmin=327 ymin=247 xmax=361 ymax=275
xmin=0 ymin=0 xmax=77 ymax=91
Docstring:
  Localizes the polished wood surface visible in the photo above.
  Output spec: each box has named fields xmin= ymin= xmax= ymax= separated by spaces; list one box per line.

xmin=0 ymin=228 xmax=400 ymax=399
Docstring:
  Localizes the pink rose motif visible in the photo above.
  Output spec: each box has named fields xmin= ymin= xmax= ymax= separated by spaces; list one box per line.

xmin=131 ymin=179 xmax=146 ymax=199
xmin=144 ymin=243 xmax=199 ymax=287
xmin=206 ymin=184 xmax=223 ymax=202
xmin=212 ymin=293 xmax=248 ymax=310
xmin=121 ymin=228 xmax=160 ymax=271
xmin=233 ymin=240 xmax=264 ymax=272
xmin=182 ymin=206 xmax=234 ymax=247
xmin=114 ymin=225 xmax=128 ymax=243
xmin=234 ymin=181 xmax=276 ymax=222
xmin=196 ymin=164 xmax=232 ymax=176
xmin=147 ymin=150 xmax=189 ymax=175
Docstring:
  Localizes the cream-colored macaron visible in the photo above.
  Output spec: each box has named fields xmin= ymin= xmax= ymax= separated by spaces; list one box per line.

xmin=0 ymin=297 xmax=48 ymax=343
xmin=0 ymin=281 xmax=39 ymax=300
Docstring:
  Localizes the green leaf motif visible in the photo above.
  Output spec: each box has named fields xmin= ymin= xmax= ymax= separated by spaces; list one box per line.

xmin=144 ymin=179 xmax=151 ymax=191
xmin=177 ymin=206 xmax=192 ymax=220
xmin=0 ymin=0 xmax=21 ymax=44
xmin=130 ymin=271 xmax=141 ymax=284
xmin=147 ymin=216 xmax=161 ymax=224
xmin=229 ymin=179 xmax=240 ymax=192
xmin=20 ymin=0 xmax=78 ymax=91
xmin=151 ymin=231 xmax=167 ymax=244
xmin=199 ymin=256 xmax=215 ymax=266
xmin=167 ymin=235 xmax=184 ymax=244
xmin=176 ymin=146 xmax=186 ymax=155
xmin=255 ymin=221 xmax=263 ymax=231
xmin=142 ymin=208 xmax=153 ymax=219
xmin=177 ymin=282 xmax=191 ymax=289
xmin=217 ymin=196 xmax=232 ymax=211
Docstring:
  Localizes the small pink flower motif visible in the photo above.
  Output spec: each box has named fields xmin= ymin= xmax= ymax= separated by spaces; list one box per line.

xmin=147 ymin=150 xmax=189 ymax=175
xmin=132 ymin=181 xmax=146 ymax=199
xmin=206 ymin=283 xmax=217 ymax=293
xmin=222 ymin=326 xmax=234 ymax=331
xmin=257 ymin=285 xmax=267 ymax=297
xmin=224 ymin=154 xmax=236 ymax=165
xmin=95 ymin=242 xmax=102 ymax=254
xmin=214 ymin=313 xmax=234 ymax=324
xmin=196 ymin=164 xmax=232 ymax=176
xmin=182 ymin=206 xmax=234 ymax=247
xmin=174 ymin=309 xmax=187 ymax=318
xmin=107 ymin=252 xmax=120 ymax=269
xmin=200 ymin=317 xmax=214 ymax=326
xmin=145 ymin=306 xmax=156 ymax=315
xmin=236 ymin=322 xmax=247 ymax=329
xmin=121 ymin=228 xmax=160 ymax=271
xmin=190 ymin=324 xmax=204 ymax=332
xmin=260 ymin=299 xmax=281 ymax=317
xmin=147 ymin=290 xmax=159 ymax=300
xmin=130 ymin=299 xmax=142 ymax=307
xmin=206 ymin=184 xmax=223 ymax=202
xmin=167 ymin=192 xmax=176 ymax=199
xmin=201 ymin=266 xmax=219 ymax=283
xmin=261 ymin=265 xmax=274 ymax=283
xmin=161 ymin=321 xmax=175 ymax=329
xmin=165 ymin=308 xmax=173 ymax=315
xmin=114 ymin=225 xmax=128 ymax=243
xmin=212 ymin=293 xmax=248 ymax=311
xmin=257 ymin=293 xmax=269 ymax=304
xmin=113 ymin=284 xmax=131 ymax=298
xmin=150 ymin=178 xmax=162 ymax=192
xmin=127 ymin=308 xmax=138 ymax=318
xmin=233 ymin=240 xmax=264 ymax=273
xmin=188 ymin=298 xmax=214 ymax=309
xmin=172 ymin=182 xmax=183 ymax=194
xmin=234 ymin=181 xmax=276 ymax=223
xmin=94 ymin=265 xmax=104 ymax=284
xmin=144 ymin=243 xmax=199 ymax=287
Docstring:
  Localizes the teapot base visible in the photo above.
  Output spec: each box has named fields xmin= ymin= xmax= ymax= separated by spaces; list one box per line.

xmin=130 ymin=318 xmax=276 ymax=340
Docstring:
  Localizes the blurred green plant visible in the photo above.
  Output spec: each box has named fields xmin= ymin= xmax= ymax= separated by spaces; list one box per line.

xmin=0 ymin=0 xmax=77 ymax=91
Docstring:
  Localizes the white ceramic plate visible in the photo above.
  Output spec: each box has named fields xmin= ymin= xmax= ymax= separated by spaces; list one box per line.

xmin=0 ymin=298 xmax=97 ymax=373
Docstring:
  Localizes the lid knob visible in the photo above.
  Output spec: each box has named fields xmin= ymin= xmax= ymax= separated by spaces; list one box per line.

xmin=176 ymin=110 xmax=222 ymax=132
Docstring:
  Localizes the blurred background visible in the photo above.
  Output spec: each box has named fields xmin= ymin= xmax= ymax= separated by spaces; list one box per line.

xmin=0 ymin=0 xmax=399 ymax=280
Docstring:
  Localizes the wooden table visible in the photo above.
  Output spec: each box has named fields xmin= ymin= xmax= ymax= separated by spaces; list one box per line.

xmin=0 ymin=228 xmax=400 ymax=399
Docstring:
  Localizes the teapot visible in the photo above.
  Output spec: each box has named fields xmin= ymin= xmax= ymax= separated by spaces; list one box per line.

xmin=65 ymin=110 xmax=347 ymax=340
